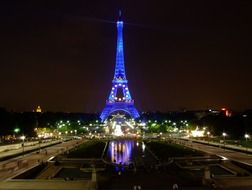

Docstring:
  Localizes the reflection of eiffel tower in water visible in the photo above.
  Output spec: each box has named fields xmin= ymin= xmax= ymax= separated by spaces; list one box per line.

xmin=100 ymin=11 xmax=140 ymax=122
xmin=110 ymin=140 xmax=133 ymax=164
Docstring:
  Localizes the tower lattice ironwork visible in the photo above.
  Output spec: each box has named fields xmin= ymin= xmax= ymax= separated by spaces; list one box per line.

xmin=100 ymin=13 xmax=140 ymax=122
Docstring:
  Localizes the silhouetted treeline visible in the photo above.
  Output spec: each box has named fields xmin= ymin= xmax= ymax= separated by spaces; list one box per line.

xmin=141 ymin=110 xmax=252 ymax=138
xmin=1 ymin=107 xmax=252 ymax=139
xmin=141 ymin=111 xmax=197 ymax=122
xmin=0 ymin=107 xmax=99 ymax=139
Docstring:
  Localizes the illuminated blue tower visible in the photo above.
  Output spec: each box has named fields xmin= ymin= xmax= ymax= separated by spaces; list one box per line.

xmin=100 ymin=12 xmax=140 ymax=122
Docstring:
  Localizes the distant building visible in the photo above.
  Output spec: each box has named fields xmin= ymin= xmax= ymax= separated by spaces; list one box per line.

xmin=221 ymin=108 xmax=232 ymax=117
xmin=36 ymin=106 xmax=42 ymax=113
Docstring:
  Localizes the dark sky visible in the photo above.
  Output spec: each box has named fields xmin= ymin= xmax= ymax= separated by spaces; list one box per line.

xmin=0 ymin=0 xmax=251 ymax=112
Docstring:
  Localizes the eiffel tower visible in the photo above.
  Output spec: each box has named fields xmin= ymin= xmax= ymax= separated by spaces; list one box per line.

xmin=100 ymin=12 xmax=140 ymax=122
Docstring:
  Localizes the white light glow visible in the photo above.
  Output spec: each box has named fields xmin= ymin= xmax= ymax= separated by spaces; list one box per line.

xmin=142 ymin=142 xmax=146 ymax=152
xmin=125 ymin=121 xmax=134 ymax=129
xmin=114 ymin=125 xmax=123 ymax=136
xmin=245 ymin=134 xmax=250 ymax=139
xmin=191 ymin=130 xmax=204 ymax=137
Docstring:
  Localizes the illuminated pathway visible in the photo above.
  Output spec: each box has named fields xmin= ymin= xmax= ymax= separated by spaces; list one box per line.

xmin=176 ymin=138 xmax=252 ymax=166
xmin=0 ymin=139 xmax=83 ymax=181
xmin=0 ymin=140 xmax=60 ymax=160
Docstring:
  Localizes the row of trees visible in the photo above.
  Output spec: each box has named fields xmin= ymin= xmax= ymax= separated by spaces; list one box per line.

xmin=141 ymin=110 xmax=252 ymax=139
xmin=1 ymin=107 xmax=252 ymax=140
xmin=0 ymin=107 xmax=99 ymax=141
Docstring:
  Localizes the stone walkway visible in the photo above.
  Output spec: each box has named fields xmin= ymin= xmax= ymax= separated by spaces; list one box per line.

xmin=176 ymin=138 xmax=252 ymax=166
xmin=0 ymin=139 xmax=83 ymax=181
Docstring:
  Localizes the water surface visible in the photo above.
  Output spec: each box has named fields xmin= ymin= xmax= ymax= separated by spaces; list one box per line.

xmin=106 ymin=139 xmax=156 ymax=166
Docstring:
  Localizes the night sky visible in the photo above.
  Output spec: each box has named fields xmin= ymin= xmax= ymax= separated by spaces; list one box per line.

xmin=0 ymin=0 xmax=251 ymax=112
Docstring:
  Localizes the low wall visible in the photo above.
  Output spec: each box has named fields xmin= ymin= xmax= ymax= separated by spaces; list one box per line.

xmin=0 ymin=180 xmax=95 ymax=190
xmin=0 ymin=141 xmax=39 ymax=153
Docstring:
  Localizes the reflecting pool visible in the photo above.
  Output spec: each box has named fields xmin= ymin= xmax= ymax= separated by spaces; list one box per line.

xmin=106 ymin=140 xmax=155 ymax=165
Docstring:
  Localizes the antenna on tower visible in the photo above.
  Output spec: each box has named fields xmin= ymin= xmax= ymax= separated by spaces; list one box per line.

xmin=118 ymin=10 xmax=122 ymax=20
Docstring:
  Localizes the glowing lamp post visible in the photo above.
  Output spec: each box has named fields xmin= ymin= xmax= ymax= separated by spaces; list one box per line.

xmin=207 ymin=131 xmax=210 ymax=144
xmin=222 ymin=132 xmax=227 ymax=150
xmin=38 ymin=134 xmax=43 ymax=153
xmin=20 ymin=135 xmax=26 ymax=156
xmin=14 ymin=128 xmax=20 ymax=141
xmin=14 ymin=128 xmax=20 ymax=134
xmin=244 ymin=134 xmax=250 ymax=152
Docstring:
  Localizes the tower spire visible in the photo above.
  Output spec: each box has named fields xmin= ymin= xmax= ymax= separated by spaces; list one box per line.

xmin=114 ymin=12 xmax=126 ymax=81
xmin=118 ymin=10 xmax=122 ymax=20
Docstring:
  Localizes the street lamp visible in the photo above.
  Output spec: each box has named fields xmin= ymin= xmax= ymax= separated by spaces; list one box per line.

xmin=14 ymin=128 xmax=20 ymax=134
xmin=20 ymin=135 xmax=26 ymax=156
xmin=38 ymin=134 xmax=43 ymax=153
xmin=207 ymin=131 xmax=210 ymax=144
xmin=222 ymin=132 xmax=227 ymax=150
xmin=244 ymin=133 xmax=250 ymax=152
xmin=14 ymin=128 xmax=20 ymax=141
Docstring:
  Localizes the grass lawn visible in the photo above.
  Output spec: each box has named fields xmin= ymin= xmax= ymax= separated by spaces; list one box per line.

xmin=68 ymin=140 xmax=106 ymax=158
xmin=146 ymin=140 xmax=204 ymax=160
